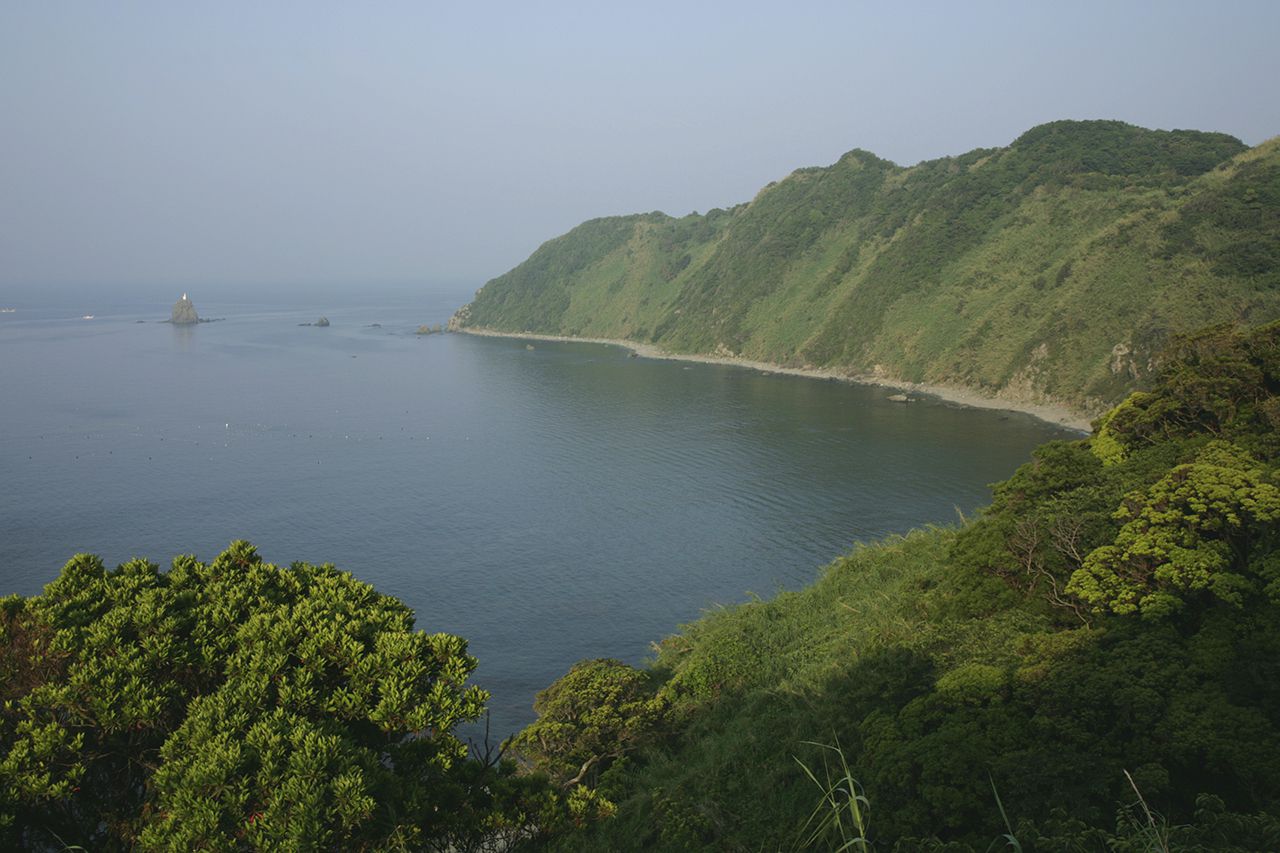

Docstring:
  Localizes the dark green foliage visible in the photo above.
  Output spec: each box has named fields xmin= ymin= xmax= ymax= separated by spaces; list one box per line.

xmin=511 ymin=659 xmax=665 ymax=789
xmin=1100 ymin=321 xmax=1280 ymax=454
xmin=1163 ymin=156 xmax=1280 ymax=285
xmin=1009 ymin=119 xmax=1246 ymax=180
xmin=1013 ymin=794 xmax=1280 ymax=852
xmin=0 ymin=542 xmax=568 ymax=850
xmin=520 ymin=321 xmax=1280 ymax=850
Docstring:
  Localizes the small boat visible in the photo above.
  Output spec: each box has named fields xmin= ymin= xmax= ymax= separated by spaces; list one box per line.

xmin=82 ymin=314 xmax=95 ymax=320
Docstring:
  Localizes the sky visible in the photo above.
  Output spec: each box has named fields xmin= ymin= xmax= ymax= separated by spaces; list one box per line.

xmin=2 ymin=1 xmax=1278 ymax=292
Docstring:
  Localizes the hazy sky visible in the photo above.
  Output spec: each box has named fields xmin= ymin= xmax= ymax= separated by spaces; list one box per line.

xmin=3 ymin=1 xmax=1278 ymax=291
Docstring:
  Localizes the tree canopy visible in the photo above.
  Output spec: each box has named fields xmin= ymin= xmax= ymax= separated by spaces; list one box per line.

xmin=0 ymin=542 xmax=568 ymax=850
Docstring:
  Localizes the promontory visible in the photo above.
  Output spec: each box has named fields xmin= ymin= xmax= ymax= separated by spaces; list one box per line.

xmin=452 ymin=120 xmax=1280 ymax=421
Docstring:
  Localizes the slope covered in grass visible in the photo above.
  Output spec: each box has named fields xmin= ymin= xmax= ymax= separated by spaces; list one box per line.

xmin=455 ymin=121 xmax=1280 ymax=416
xmin=513 ymin=322 xmax=1280 ymax=850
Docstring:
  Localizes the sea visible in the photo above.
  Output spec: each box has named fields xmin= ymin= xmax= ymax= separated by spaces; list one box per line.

xmin=0 ymin=283 xmax=1076 ymax=738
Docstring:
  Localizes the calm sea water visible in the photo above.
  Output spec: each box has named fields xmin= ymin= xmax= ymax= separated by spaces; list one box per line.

xmin=0 ymin=285 xmax=1075 ymax=736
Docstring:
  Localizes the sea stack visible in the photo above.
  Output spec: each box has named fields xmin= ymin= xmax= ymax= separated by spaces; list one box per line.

xmin=171 ymin=293 xmax=199 ymax=325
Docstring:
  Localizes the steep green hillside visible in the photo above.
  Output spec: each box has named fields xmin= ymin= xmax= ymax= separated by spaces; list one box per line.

xmin=455 ymin=121 xmax=1280 ymax=415
xmin=513 ymin=321 xmax=1280 ymax=850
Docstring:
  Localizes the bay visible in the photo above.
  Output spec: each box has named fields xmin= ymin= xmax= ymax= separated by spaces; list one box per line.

xmin=0 ymin=285 xmax=1075 ymax=737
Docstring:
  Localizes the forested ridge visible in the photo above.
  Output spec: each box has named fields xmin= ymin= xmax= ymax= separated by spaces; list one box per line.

xmin=4 ymin=321 xmax=1280 ymax=849
xmin=454 ymin=120 xmax=1280 ymax=416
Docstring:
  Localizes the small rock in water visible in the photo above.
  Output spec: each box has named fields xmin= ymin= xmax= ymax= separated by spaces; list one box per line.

xmin=171 ymin=293 xmax=199 ymax=325
xmin=525 ymin=344 xmax=535 ymax=350
xmin=888 ymin=393 xmax=912 ymax=403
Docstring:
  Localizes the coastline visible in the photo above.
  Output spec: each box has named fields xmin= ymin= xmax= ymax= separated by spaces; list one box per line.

xmin=455 ymin=327 xmax=1094 ymax=433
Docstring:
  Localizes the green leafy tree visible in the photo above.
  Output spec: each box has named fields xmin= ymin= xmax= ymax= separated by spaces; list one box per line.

xmin=511 ymin=659 xmax=665 ymax=790
xmin=0 ymin=541 xmax=561 ymax=850
xmin=1101 ymin=322 xmax=1280 ymax=456
xmin=1068 ymin=442 xmax=1280 ymax=617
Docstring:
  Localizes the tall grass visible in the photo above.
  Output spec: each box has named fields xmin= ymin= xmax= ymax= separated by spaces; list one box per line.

xmin=792 ymin=758 xmax=1187 ymax=853
xmin=794 ymin=740 xmax=870 ymax=852
xmin=1120 ymin=769 xmax=1173 ymax=853
xmin=989 ymin=776 xmax=1022 ymax=853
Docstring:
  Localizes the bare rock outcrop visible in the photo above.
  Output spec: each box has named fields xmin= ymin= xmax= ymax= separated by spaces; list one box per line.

xmin=171 ymin=294 xmax=199 ymax=325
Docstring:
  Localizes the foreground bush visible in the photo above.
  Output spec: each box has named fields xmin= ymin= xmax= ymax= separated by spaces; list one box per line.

xmin=0 ymin=542 xmax=575 ymax=850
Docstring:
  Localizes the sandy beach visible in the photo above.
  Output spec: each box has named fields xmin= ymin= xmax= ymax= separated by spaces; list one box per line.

xmin=456 ymin=327 xmax=1094 ymax=433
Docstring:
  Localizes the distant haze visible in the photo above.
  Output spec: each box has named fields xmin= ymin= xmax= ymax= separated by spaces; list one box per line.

xmin=3 ymin=1 xmax=1278 ymax=291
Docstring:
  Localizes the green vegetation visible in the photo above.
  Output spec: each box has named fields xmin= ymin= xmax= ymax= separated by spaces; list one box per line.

xmin=0 ymin=543 xmax=586 ymax=849
xmin=6 ymin=323 xmax=1280 ymax=848
xmin=795 ymin=740 xmax=871 ymax=851
xmin=456 ymin=121 xmax=1280 ymax=415
xmin=509 ymin=321 xmax=1280 ymax=850
xmin=512 ymin=659 xmax=667 ymax=790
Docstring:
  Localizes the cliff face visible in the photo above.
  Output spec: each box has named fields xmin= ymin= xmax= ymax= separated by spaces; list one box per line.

xmin=455 ymin=121 xmax=1280 ymax=416
xmin=171 ymin=294 xmax=199 ymax=325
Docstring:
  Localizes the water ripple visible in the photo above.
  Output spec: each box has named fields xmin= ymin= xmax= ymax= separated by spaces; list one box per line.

xmin=0 ymin=306 xmax=1075 ymax=737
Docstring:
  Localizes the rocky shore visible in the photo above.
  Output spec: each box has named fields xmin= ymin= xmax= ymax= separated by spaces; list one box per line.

xmin=455 ymin=327 xmax=1094 ymax=432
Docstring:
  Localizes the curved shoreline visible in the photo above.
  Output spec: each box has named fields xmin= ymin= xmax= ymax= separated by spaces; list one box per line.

xmin=455 ymin=327 xmax=1094 ymax=433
